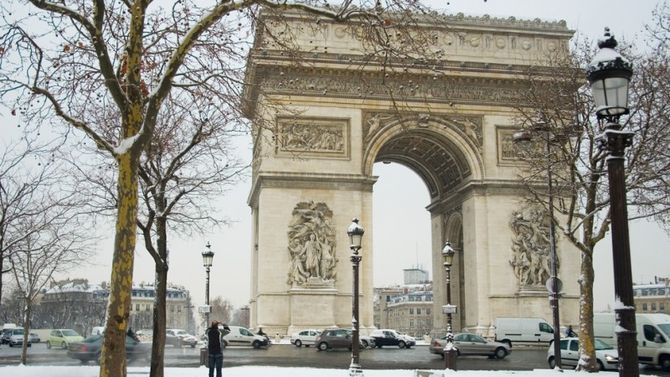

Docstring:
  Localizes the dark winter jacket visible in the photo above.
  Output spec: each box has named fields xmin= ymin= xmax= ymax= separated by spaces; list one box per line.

xmin=207 ymin=327 xmax=222 ymax=355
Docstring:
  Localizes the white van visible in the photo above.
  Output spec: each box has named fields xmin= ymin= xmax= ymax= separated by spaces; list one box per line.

xmin=594 ymin=312 xmax=670 ymax=370
xmin=494 ymin=317 xmax=555 ymax=347
xmin=221 ymin=326 xmax=269 ymax=349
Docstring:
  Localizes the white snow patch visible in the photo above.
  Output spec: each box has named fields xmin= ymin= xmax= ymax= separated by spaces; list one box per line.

xmin=0 ymin=366 xmax=632 ymax=377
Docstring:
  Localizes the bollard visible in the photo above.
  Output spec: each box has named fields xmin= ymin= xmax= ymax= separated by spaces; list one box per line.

xmin=200 ymin=347 xmax=208 ymax=366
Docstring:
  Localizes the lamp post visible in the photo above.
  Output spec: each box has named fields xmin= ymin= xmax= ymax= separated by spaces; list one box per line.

xmin=347 ymin=218 xmax=364 ymax=377
xmin=587 ymin=28 xmax=638 ymax=377
xmin=202 ymin=242 xmax=215 ymax=328
xmin=513 ymin=123 xmax=562 ymax=369
xmin=441 ymin=241 xmax=457 ymax=370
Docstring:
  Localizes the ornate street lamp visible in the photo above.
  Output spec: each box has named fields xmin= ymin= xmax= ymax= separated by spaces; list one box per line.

xmin=202 ymin=242 xmax=215 ymax=328
xmin=513 ymin=122 xmax=562 ymax=369
xmin=347 ymin=218 xmax=364 ymax=377
xmin=441 ymin=241 xmax=457 ymax=370
xmin=587 ymin=27 xmax=638 ymax=377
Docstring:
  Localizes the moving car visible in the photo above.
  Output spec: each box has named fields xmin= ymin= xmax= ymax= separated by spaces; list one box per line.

xmin=29 ymin=332 xmax=41 ymax=344
xmin=67 ymin=334 xmax=150 ymax=364
xmin=290 ymin=329 xmax=321 ymax=347
xmin=315 ymin=328 xmax=374 ymax=351
xmin=7 ymin=328 xmax=31 ymax=348
xmin=547 ymin=337 xmax=618 ymax=370
xmin=222 ymin=325 xmax=269 ymax=349
xmin=47 ymin=329 xmax=84 ymax=349
xmin=370 ymin=329 xmax=416 ymax=349
xmin=430 ymin=333 xmax=510 ymax=359
xmin=1 ymin=328 xmax=14 ymax=344
xmin=166 ymin=329 xmax=198 ymax=348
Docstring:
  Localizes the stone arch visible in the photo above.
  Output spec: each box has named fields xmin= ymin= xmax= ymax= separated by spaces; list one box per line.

xmin=362 ymin=114 xmax=484 ymax=199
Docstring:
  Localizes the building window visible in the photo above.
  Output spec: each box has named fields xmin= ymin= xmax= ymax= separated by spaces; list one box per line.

xmin=652 ymin=303 xmax=657 ymax=311
xmin=136 ymin=304 xmax=140 ymax=311
xmin=643 ymin=303 xmax=648 ymax=311
xmin=642 ymin=289 xmax=649 ymax=296
xmin=409 ymin=308 xmax=414 ymax=314
xmin=417 ymin=308 xmax=421 ymax=315
xmin=660 ymin=303 xmax=665 ymax=311
xmin=427 ymin=308 xmax=431 ymax=315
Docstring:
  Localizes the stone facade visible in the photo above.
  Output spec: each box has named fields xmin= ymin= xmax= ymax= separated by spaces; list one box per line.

xmin=634 ymin=278 xmax=670 ymax=314
xmin=244 ymin=10 xmax=580 ymax=335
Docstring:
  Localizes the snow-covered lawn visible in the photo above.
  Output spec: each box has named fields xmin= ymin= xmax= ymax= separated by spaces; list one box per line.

xmin=0 ymin=365 xmax=638 ymax=377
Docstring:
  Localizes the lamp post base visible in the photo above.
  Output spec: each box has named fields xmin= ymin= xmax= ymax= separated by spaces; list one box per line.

xmin=349 ymin=362 xmax=364 ymax=377
xmin=444 ymin=348 xmax=457 ymax=370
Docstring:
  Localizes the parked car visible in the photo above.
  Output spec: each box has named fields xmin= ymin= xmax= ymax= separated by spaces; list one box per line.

xmin=67 ymin=334 xmax=150 ymax=364
xmin=290 ymin=329 xmax=321 ymax=347
xmin=547 ymin=337 xmax=618 ymax=370
xmin=370 ymin=329 xmax=416 ymax=349
xmin=166 ymin=329 xmax=198 ymax=348
xmin=47 ymin=329 xmax=84 ymax=349
xmin=314 ymin=328 xmax=373 ymax=351
xmin=494 ymin=317 xmax=554 ymax=347
xmin=222 ymin=325 xmax=268 ymax=349
xmin=430 ymin=333 xmax=510 ymax=359
xmin=29 ymin=332 xmax=41 ymax=343
xmin=7 ymin=328 xmax=31 ymax=348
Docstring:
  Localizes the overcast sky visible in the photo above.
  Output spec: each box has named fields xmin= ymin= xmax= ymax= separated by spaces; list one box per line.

xmin=3 ymin=0 xmax=667 ymax=315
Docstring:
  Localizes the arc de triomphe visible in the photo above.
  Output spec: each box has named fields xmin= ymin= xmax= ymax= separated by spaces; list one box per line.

xmin=243 ymin=11 xmax=580 ymax=336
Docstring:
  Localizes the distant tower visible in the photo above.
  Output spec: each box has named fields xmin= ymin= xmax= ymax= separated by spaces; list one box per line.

xmin=403 ymin=267 xmax=429 ymax=285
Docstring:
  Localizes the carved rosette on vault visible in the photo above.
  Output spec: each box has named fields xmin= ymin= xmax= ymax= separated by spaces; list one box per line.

xmin=509 ymin=206 xmax=559 ymax=290
xmin=287 ymin=201 xmax=337 ymax=288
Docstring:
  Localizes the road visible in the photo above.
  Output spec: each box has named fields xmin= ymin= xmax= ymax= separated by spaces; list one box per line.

xmin=0 ymin=343 xmax=668 ymax=375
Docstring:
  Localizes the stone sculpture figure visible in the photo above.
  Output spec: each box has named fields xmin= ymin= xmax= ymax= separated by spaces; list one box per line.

xmin=287 ymin=201 xmax=337 ymax=287
xmin=509 ymin=206 xmax=558 ymax=288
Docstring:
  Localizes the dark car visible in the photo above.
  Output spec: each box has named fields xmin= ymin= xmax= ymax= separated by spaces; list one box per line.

xmin=314 ymin=328 xmax=356 ymax=351
xmin=369 ymin=329 xmax=416 ymax=349
xmin=0 ymin=328 xmax=13 ymax=344
xmin=67 ymin=335 xmax=150 ymax=364
xmin=430 ymin=332 xmax=510 ymax=359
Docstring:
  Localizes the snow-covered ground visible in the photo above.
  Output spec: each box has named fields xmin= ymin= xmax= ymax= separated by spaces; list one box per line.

xmin=0 ymin=365 xmax=644 ymax=377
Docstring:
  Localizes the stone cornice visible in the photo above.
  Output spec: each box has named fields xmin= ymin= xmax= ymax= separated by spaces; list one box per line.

xmin=248 ymin=172 xmax=378 ymax=206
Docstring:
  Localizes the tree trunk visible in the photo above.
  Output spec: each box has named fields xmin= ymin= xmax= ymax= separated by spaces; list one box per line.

xmin=149 ymin=263 xmax=168 ymax=377
xmin=21 ymin=300 xmax=31 ymax=365
xmin=576 ymin=249 xmax=598 ymax=372
xmin=100 ymin=151 xmax=140 ymax=377
xmin=149 ymin=214 xmax=169 ymax=377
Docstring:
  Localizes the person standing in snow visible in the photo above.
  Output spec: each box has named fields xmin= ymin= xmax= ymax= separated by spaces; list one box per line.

xmin=207 ymin=321 xmax=229 ymax=377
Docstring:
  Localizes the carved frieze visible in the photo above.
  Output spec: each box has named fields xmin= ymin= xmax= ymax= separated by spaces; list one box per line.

xmin=287 ymin=201 xmax=337 ymax=287
xmin=363 ymin=111 xmax=483 ymax=150
xmin=496 ymin=127 xmax=522 ymax=165
xmin=260 ymin=67 xmax=526 ymax=107
xmin=277 ymin=117 xmax=349 ymax=158
xmin=509 ymin=206 xmax=559 ymax=289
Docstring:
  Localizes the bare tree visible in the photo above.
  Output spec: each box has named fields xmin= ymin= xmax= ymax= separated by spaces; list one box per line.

xmin=208 ymin=296 xmax=233 ymax=327
xmin=136 ymin=96 xmax=245 ymax=376
xmin=6 ymin=159 xmax=91 ymax=364
xmin=513 ymin=24 xmax=670 ymax=370
xmin=0 ymin=2 xmax=446 ymax=376
xmin=0 ymin=134 xmax=60 ymax=305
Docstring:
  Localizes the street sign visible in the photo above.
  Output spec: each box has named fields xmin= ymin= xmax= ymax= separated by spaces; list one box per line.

xmin=442 ymin=304 xmax=457 ymax=314
xmin=545 ymin=277 xmax=563 ymax=294
xmin=198 ymin=305 xmax=211 ymax=314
